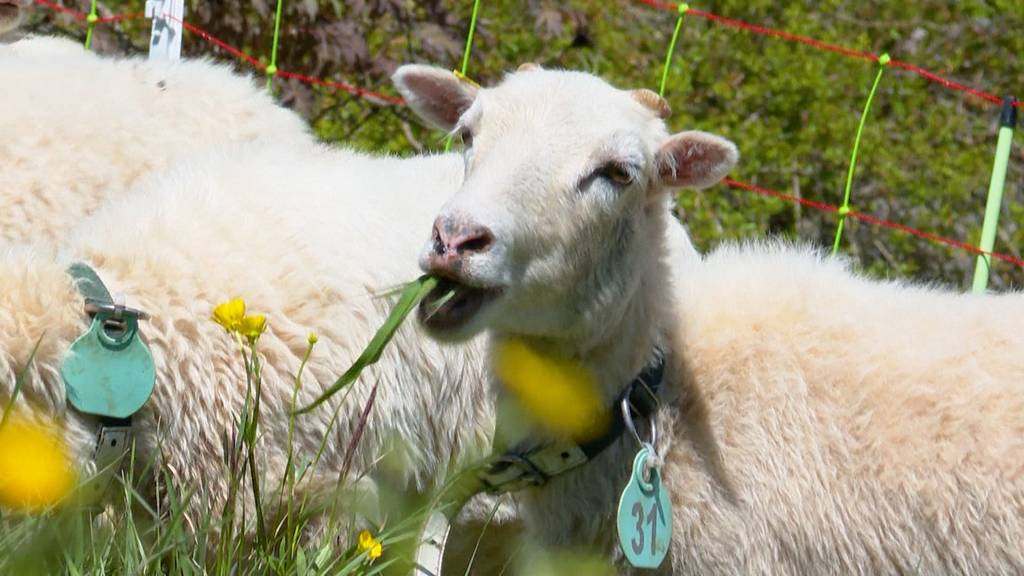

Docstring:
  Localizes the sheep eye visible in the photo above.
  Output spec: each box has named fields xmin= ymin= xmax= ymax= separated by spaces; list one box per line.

xmin=460 ymin=130 xmax=474 ymax=149
xmin=600 ymin=162 xmax=634 ymax=186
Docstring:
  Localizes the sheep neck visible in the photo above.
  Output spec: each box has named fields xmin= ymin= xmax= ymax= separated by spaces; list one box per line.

xmin=488 ymin=211 xmax=676 ymax=550
xmin=498 ymin=284 xmax=673 ymax=549
xmin=495 ymin=212 xmax=674 ymax=403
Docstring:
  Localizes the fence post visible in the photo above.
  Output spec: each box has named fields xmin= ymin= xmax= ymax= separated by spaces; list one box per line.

xmin=971 ymin=97 xmax=1017 ymax=293
xmin=145 ymin=0 xmax=185 ymax=61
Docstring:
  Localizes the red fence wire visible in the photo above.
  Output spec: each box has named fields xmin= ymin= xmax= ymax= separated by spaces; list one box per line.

xmin=157 ymin=13 xmax=403 ymax=105
xmin=274 ymin=70 xmax=405 ymax=106
xmin=723 ymin=178 xmax=1024 ymax=269
xmin=25 ymin=0 xmax=1024 ymax=270
xmin=886 ymin=59 xmax=1005 ymax=106
xmin=34 ymin=0 xmax=1020 ymax=110
xmin=31 ymin=0 xmax=143 ymax=23
xmin=635 ymin=0 xmax=1020 ymax=109
xmin=168 ymin=15 xmax=405 ymax=105
xmin=30 ymin=1 xmax=404 ymax=105
xmin=173 ymin=17 xmax=265 ymax=70
xmin=31 ymin=0 xmax=86 ymax=20
xmin=95 ymin=12 xmax=144 ymax=25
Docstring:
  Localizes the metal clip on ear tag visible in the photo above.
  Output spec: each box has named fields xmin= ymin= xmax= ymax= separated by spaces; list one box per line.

xmin=617 ymin=445 xmax=673 ymax=569
xmin=61 ymin=312 xmax=156 ymax=419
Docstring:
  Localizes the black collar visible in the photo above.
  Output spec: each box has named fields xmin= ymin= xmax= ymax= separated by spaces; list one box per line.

xmin=480 ymin=350 xmax=666 ymax=494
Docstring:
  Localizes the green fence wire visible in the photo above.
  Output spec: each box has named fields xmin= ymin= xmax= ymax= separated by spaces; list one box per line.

xmin=444 ymin=0 xmax=483 ymax=152
xmin=657 ymin=3 xmax=688 ymax=97
xmin=832 ymin=53 xmax=890 ymax=255
xmin=83 ymin=0 xmax=98 ymax=49
xmin=265 ymin=0 xmax=285 ymax=92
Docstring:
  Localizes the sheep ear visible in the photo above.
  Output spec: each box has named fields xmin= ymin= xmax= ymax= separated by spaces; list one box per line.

xmin=656 ymin=131 xmax=739 ymax=189
xmin=631 ymin=89 xmax=671 ymax=119
xmin=392 ymin=64 xmax=478 ymax=131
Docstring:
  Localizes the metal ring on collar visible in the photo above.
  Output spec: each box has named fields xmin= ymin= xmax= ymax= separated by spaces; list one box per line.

xmin=621 ymin=394 xmax=657 ymax=449
xmin=84 ymin=299 xmax=150 ymax=321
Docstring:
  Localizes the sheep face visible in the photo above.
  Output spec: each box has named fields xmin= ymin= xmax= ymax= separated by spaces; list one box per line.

xmin=0 ymin=0 xmax=30 ymax=34
xmin=394 ymin=65 xmax=737 ymax=343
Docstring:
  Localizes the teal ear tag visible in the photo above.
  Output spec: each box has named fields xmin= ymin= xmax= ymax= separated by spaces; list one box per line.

xmin=61 ymin=313 xmax=155 ymax=419
xmin=617 ymin=446 xmax=673 ymax=569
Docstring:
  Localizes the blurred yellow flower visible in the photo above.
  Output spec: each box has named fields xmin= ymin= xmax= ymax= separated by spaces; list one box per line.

xmin=495 ymin=339 xmax=610 ymax=442
xmin=212 ymin=298 xmax=246 ymax=332
xmin=239 ymin=314 xmax=267 ymax=343
xmin=0 ymin=416 xmax=77 ymax=512
xmin=307 ymin=332 xmax=318 ymax=346
xmin=358 ymin=529 xmax=383 ymax=560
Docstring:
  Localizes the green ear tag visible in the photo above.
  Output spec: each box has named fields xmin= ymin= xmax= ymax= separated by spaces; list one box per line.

xmin=617 ymin=446 xmax=673 ymax=569
xmin=61 ymin=313 xmax=155 ymax=419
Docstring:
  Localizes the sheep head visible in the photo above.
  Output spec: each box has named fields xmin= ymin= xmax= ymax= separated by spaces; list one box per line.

xmin=393 ymin=64 xmax=738 ymax=343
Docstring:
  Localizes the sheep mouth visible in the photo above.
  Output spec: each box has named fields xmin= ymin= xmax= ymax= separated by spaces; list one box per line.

xmin=418 ymin=277 xmax=501 ymax=335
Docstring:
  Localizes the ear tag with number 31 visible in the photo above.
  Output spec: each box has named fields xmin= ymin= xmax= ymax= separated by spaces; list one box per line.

xmin=617 ymin=446 xmax=673 ymax=569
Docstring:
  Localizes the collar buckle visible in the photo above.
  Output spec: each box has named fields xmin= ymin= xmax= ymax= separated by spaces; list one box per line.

xmin=80 ymin=423 xmax=133 ymax=505
xmin=480 ymin=452 xmax=547 ymax=493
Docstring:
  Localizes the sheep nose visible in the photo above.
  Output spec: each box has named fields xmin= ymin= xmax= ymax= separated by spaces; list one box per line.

xmin=427 ymin=216 xmax=494 ymax=276
xmin=431 ymin=217 xmax=494 ymax=257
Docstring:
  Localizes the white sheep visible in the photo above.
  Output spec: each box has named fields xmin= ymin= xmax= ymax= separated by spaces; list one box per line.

xmin=394 ymin=63 xmax=1024 ymax=574
xmin=0 ymin=48 xmax=701 ymax=570
xmin=0 ymin=35 xmax=311 ymax=244
xmin=0 ymin=139 xmax=486 ymax=510
xmin=0 ymin=36 xmax=508 ymax=566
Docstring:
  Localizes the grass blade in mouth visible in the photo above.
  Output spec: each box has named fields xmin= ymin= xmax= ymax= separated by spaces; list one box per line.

xmin=296 ymin=275 xmax=438 ymax=415
xmin=423 ymin=287 xmax=457 ymax=321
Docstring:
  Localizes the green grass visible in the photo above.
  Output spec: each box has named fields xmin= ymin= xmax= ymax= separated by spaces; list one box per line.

xmin=298 ymin=276 xmax=439 ymax=415
xmin=0 ymin=288 xmax=438 ymax=575
xmin=0 ymin=279 xmax=619 ymax=575
xmin=0 ymin=470 xmax=427 ymax=575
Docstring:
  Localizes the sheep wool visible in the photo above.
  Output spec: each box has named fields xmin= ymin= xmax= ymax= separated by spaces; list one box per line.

xmin=0 ymin=143 xmax=498 ymax=540
xmin=0 ymin=35 xmax=311 ymax=245
xmin=391 ymin=63 xmax=1024 ymax=574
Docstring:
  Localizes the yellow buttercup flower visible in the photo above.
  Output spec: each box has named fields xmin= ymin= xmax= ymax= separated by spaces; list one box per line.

xmin=495 ymin=339 xmax=610 ymax=442
xmin=0 ymin=416 xmax=77 ymax=512
xmin=212 ymin=298 xmax=246 ymax=332
xmin=213 ymin=299 xmax=268 ymax=343
xmin=358 ymin=529 xmax=383 ymax=560
xmin=307 ymin=332 xmax=318 ymax=346
xmin=239 ymin=314 xmax=267 ymax=343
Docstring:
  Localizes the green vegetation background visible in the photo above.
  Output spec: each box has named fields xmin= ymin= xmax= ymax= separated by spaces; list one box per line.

xmin=27 ymin=0 xmax=1024 ymax=289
